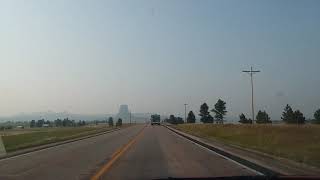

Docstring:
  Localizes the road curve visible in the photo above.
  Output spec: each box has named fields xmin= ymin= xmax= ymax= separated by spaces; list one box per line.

xmin=0 ymin=125 xmax=257 ymax=180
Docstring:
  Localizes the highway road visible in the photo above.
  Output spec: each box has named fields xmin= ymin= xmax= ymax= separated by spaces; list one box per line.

xmin=0 ymin=125 xmax=257 ymax=180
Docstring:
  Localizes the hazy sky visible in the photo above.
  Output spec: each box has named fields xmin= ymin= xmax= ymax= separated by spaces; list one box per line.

xmin=0 ymin=0 xmax=320 ymax=119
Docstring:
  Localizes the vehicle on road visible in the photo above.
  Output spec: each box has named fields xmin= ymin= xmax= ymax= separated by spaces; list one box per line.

xmin=151 ymin=114 xmax=161 ymax=125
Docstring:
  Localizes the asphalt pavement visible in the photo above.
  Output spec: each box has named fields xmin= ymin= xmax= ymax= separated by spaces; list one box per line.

xmin=100 ymin=125 xmax=256 ymax=180
xmin=0 ymin=125 xmax=144 ymax=180
xmin=0 ymin=125 xmax=257 ymax=180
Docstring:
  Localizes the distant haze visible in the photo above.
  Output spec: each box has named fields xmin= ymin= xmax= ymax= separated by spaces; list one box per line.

xmin=0 ymin=0 xmax=319 ymax=120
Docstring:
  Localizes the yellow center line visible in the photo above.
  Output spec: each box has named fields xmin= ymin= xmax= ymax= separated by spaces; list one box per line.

xmin=91 ymin=125 xmax=146 ymax=180
xmin=110 ymin=147 xmax=122 ymax=158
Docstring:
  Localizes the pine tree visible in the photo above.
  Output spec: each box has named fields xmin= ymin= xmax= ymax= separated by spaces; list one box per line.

xmin=282 ymin=105 xmax=305 ymax=124
xmin=199 ymin=103 xmax=213 ymax=123
xmin=187 ymin=111 xmax=196 ymax=123
xmin=116 ymin=118 xmax=122 ymax=127
xmin=211 ymin=99 xmax=227 ymax=124
xmin=176 ymin=117 xmax=185 ymax=124
xmin=207 ymin=114 xmax=214 ymax=123
xmin=239 ymin=113 xmax=252 ymax=124
xmin=108 ymin=117 xmax=114 ymax=127
xmin=281 ymin=104 xmax=294 ymax=123
xmin=256 ymin=110 xmax=272 ymax=124
xmin=169 ymin=115 xmax=176 ymax=124
xmin=314 ymin=109 xmax=320 ymax=124
xmin=30 ymin=120 xmax=36 ymax=128
xmin=293 ymin=110 xmax=305 ymax=124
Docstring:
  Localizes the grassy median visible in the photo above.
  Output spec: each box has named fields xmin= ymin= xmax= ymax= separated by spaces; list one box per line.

xmin=176 ymin=124 xmax=320 ymax=168
xmin=2 ymin=126 xmax=114 ymax=152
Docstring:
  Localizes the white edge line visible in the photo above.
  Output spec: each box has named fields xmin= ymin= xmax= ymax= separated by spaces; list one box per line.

xmin=166 ymin=127 xmax=264 ymax=176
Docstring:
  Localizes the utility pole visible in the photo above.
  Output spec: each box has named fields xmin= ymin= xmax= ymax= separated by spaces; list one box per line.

xmin=129 ymin=111 xmax=132 ymax=125
xmin=184 ymin=104 xmax=188 ymax=123
xmin=242 ymin=66 xmax=260 ymax=124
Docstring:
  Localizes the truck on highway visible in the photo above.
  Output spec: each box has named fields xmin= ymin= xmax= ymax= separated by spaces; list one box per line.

xmin=150 ymin=114 xmax=161 ymax=125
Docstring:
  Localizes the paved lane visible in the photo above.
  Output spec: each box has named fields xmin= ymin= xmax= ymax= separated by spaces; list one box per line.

xmin=101 ymin=125 xmax=257 ymax=180
xmin=0 ymin=125 xmax=257 ymax=180
xmin=0 ymin=125 xmax=145 ymax=180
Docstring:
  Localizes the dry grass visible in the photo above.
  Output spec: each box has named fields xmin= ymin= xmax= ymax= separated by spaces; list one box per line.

xmin=176 ymin=124 xmax=320 ymax=168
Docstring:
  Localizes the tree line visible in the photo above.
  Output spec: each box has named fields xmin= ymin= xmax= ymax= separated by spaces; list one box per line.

xmin=239 ymin=104 xmax=320 ymax=124
xmin=30 ymin=117 xmax=122 ymax=128
xmin=238 ymin=111 xmax=271 ymax=124
xmin=1 ymin=117 xmax=125 ymax=130
xmin=28 ymin=117 xmax=125 ymax=128
xmin=166 ymin=99 xmax=227 ymax=125
xmin=107 ymin=117 xmax=123 ymax=127
xmin=165 ymin=99 xmax=320 ymax=125
xmin=164 ymin=115 xmax=185 ymax=125
xmin=29 ymin=118 xmax=87 ymax=128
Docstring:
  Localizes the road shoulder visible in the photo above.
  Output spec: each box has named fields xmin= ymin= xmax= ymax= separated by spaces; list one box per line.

xmin=166 ymin=125 xmax=320 ymax=176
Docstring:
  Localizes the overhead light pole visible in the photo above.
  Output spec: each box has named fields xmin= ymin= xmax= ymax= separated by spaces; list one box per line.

xmin=184 ymin=104 xmax=188 ymax=123
xmin=242 ymin=66 xmax=260 ymax=124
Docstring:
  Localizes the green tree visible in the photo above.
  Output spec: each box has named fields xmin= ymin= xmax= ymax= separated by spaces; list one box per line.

xmin=167 ymin=115 xmax=184 ymax=124
xmin=176 ymin=117 xmax=184 ymax=124
xmin=256 ymin=110 xmax=272 ymax=124
xmin=36 ymin=119 xmax=45 ymax=127
xmin=30 ymin=120 xmax=36 ymax=128
xmin=281 ymin=104 xmax=294 ymax=123
xmin=239 ymin=114 xmax=246 ymax=124
xmin=45 ymin=120 xmax=52 ymax=127
xmin=187 ymin=111 xmax=196 ymax=123
xmin=239 ymin=113 xmax=252 ymax=124
xmin=168 ymin=115 xmax=176 ymax=124
xmin=282 ymin=105 xmax=305 ymax=124
xmin=199 ymin=103 xmax=214 ymax=123
xmin=108 ymin=117 xmax=114 ymax=127
xmin=78 ymin=120 xmax=86 ymax=126
xmin=314 ymin=109 xmax=320 ymax=124
xmin=293 ymin=110 xmax=305 ymax=124
xmin=211 ymin=99 xmax=227 ymax=124
xmin=116 ymin=118 xmax=122 ymax=127
xmin=63 ymin=118 xmax=75 ymax=127
xmin=54 ymin=119 xmax=63 ymax=127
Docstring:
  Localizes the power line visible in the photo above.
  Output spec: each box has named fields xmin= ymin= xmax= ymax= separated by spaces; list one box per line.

xmin=242 ymin=66 xmax=260 ymax=124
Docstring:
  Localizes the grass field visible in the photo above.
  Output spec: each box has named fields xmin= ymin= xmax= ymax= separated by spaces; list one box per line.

xmin=176 ymin=124 xmax=320 ymax=168
xmin=1 ymin=126 xmax=115 ymax=152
